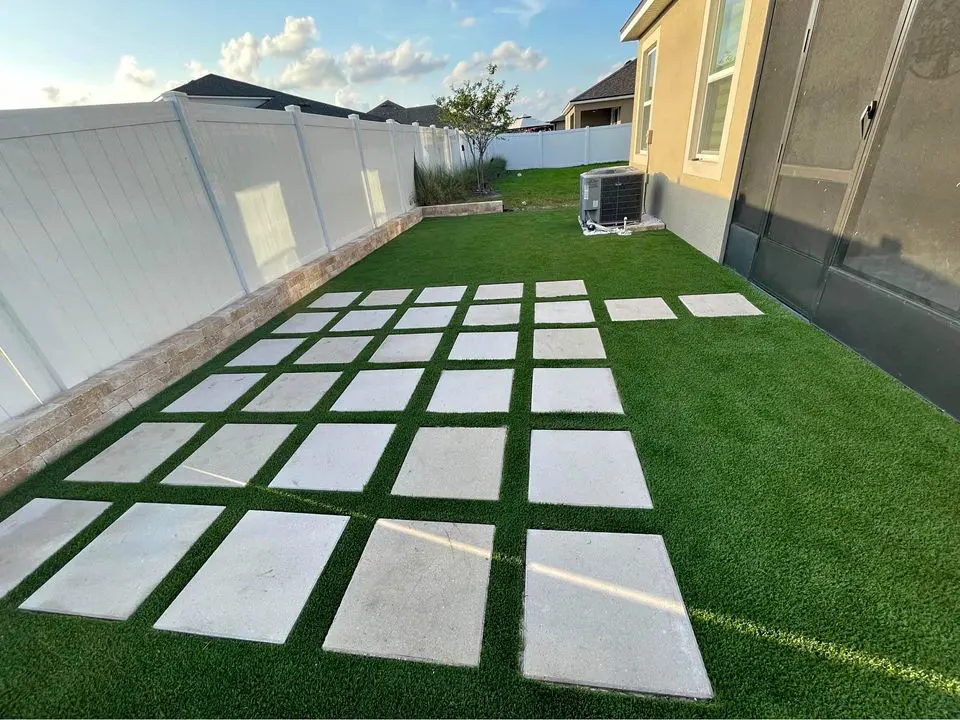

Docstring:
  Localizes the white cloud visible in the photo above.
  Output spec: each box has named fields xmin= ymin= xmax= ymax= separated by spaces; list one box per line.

xmin=513 ymin=86 xmax=575 ymax=120
xmin=444 ymin=40 xmax=547 ymax=86
xmin=115 ymin=55 xmax=156 ymax=88
xmin=219 ymin=32 xmax=260 ymax=81
xmin=493 ymin=0 xmax=546 ymax=26
xmin=219 ymin=16 xmax=318 ymax=83
xmin=185 ymin=60 xmax=210 ymax=80
xmin=260 ymin=16 xmax=317 ymax=57
xmin=334 ymin=86 xmax=370 ymax=111
xmin=342 ymin=40 xmax=447 ymax=83
xmin=278 ymin=48 xmax=347 ymax=90
xmin=460 ymin=16 xmax=476 ymax=27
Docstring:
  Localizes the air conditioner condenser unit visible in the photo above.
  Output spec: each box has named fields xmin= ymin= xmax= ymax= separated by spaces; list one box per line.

xmin=579 ymin=165 xmax=646 ymax=233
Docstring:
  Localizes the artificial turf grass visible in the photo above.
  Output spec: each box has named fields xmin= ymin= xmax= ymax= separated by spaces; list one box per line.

xmin=1 ymin=209 xmax=959 ymax=717
xmin=492 ymin=161 xmax=623 ymax=209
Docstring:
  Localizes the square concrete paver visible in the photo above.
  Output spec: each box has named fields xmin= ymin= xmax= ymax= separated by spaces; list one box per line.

xmin=323 ymin=519 xmax=495 ymax=667
xmin=66 ymin=422 xmax=204 ymax=483
xmin=427 ymin=369 xmax=513 ymax=413
xmin=296 ymin=336 xmax=373 ymax=365
xmin=21 ymin=503 xmax=223 ymax=620
xmin=161 ymin=424 xmax=295 ymax=487
xmin=331 ymin=309 xmax=396 ymax=332
xmin=531 ymin=368 xmax=624 ymax=413
xmin=528 ymin=430 xmax=651 ymax=508
xmin=535 ymin=300 xmax=595 ymax=325
xmin=475 ymin=282 xmax=523 ymax=301
xmin=361 ymin=289 xmax=412 ymax=307
xmin=536 ymin=279 xmax=587 ymax=298
xmin=331 ymin=369 xmax=424 ymax=412
xmin=163 ymin=373 xmax=265 ymax=413
xmin=270 ymin=424 xmax=396 ymax=491
xmin=463 ymin=303 xmax=520 ymax=326
xmin=243 ymin=372 xmax=341 ymax=412
xmin=449 ymin=331 xmax=518 ymax=361
xmin=523 ymin=529 xmax=713 ymax=698
xmin=154 ymin=510 xmax=348 ymax=644
xmin=310 ymin=291 xmax=362 ymax=309
xmin=679 ymin=292 xmax=763 ymax=317
xmin=605 ymin=297 xmax=677 ymax=321
xmin=394 ymin=306 xmax=456 ymax=330
xmin=533 ymin=328 xmax=606 ymax=360
xmin=226 ymin=338 xmax=304 ymax=367
xmin=415 ymin=286 xmax=467 ymax=304
xmin=370 ymin=333 xmax=443 ymax=363
xmin=0 ymin=498 xmax=112 ymax=598
xmin=392 ymin=427 xmax=507 ymax=500
xmin=273 ymin=312 xmax=337 ymax=334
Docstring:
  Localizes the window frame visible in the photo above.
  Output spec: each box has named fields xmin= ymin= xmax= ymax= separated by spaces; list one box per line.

xmin=683 ymin=0 xmax=752 ymax=179
xmin=633 ymin=28 xmax=660 ymax=157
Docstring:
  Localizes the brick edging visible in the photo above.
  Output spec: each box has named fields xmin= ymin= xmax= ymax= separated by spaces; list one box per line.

xmin=420 ymin=200 xmax=503 ymax=217
xmin=0 ymin=208 xmax=423 ymax=495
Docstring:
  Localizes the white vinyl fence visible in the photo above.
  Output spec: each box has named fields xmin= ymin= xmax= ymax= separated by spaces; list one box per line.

xmin=0 ymin=97 xmax=465 ymax=421
xmin=488 ymin=123 xmax=632 ymax=170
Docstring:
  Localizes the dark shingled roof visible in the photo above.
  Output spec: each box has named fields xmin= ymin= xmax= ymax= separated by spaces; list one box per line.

xmin=367 ymin=100 xmax=442 ymax=126
xmin=171 ymin=74 xmax=383 ymax=121
xmin=569 ymin=60 xmax=637 ymax=103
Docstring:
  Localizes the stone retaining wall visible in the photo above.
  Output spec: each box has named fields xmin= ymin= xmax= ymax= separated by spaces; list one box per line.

xmin=0 ymin=208 xmax=423 ymax=494
xmin=420 ymin=200 xmax=503 ymax=217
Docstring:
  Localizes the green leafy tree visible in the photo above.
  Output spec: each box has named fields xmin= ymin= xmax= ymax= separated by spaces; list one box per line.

xmin=435 ymin=64 xmax=518 ymax=193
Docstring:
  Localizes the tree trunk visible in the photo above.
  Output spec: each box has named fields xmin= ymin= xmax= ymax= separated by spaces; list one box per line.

xmin=476 ymin=149 xmax=485 ymax=193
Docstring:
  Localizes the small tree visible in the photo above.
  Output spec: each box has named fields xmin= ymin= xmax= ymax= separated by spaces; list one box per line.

xmin=435 ymin=64 xmax=518 ymax=193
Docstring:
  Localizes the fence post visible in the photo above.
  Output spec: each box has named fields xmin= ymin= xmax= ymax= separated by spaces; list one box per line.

xmin=161 ymin=91 xmax=249 ymax=293
xmin=430 ymin=124 xmax=440 ymax=169
xmin=285 ymin=105 xmax=332 ymax=253
xmin=385 ymin=119 xmax=409 ymax=211
xmin=349 ymin=114 xmax=378 ymax=228
xmin=411 ymin=121 xmax=422 ymax=166
xmin=583 ymin=125 xmax=592 ymax=165
xmin=539 ymin=130 xmax=545 ymax=168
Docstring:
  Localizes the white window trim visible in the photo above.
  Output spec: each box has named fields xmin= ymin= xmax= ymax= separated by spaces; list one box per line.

xmin=632 ymin=27 xmax=660 ymax=158
xmin=683 ymin=0 xmax=753 ymax=181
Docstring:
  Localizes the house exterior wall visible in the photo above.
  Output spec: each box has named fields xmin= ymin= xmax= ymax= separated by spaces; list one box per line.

xmin=563 ymin=98 xmax=635 ymax=130
xmin=625 ymin=0 xmax=770 ymax=260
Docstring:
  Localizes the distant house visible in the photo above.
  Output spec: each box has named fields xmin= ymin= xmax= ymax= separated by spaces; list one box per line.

xmin=366 ymin=100 xmax=442 ymax=126
xmin=550 ymin=115 xmax=566 ymax=131
xmin=169 ymin=74 xmax=382 ymax=121
xmin=507 ymin=115 xmax=553 ymax=133
xmin=557 ymin=60 xmax=637 ymax=130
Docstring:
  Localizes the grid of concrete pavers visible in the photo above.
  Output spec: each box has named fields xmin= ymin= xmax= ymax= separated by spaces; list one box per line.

xmin=0 ymin=280 xmax=729 ymax=700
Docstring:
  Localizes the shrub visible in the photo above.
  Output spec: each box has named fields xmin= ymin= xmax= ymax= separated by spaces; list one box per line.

xmin=413 ymin=161 xmax=474 ymax=206
xmin=485 ymin=155 xmax=507 ymax=181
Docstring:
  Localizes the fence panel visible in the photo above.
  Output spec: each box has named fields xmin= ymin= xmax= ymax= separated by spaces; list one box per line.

xmin=488 ymin=124 xmax=632 ymax=169
xmin=587 ymin=123 xmax=633 ymax=164
xmin=300 ymin=114 xmax=373 ymax=249
xmin=0 ymin=102 xmax=243 ymax=407
xmin=358 ymin=121 xmax=404 ymax=224
xmin=185 ymin=102 xmax=327 ymax=288
xmin=394 ymin=126 xmax=418 ymax=209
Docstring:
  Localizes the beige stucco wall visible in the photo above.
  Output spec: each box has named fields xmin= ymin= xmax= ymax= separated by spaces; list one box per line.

xmin=564 ymin=98 xmax=635 ymax=129
xmin=625 ymin=0 xmax=770 ymax=258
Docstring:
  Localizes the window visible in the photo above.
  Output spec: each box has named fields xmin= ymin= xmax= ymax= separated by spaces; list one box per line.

xmin=611 ymin=106 xmax=621 ymax=124
xmin=695 ymin=0 xmax=745 ymax=157
xmin=638 ymin=45 xmax=657 ymax=151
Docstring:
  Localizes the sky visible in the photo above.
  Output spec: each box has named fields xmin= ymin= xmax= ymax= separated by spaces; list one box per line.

xmin=0 ymin=0 xmax=635 ymax=119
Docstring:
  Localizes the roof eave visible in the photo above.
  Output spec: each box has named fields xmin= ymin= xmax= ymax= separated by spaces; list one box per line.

xmin=620 ymin=0 xmax=675 ymax=41
xmin=570 ymin=93 xmax=635 ymax=105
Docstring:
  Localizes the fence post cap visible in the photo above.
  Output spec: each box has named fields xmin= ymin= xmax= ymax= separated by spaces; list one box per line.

xmin=429 ymin=124 xmax=437 ymax=129
xmin=412 ymin=121 xmax=420 ymax=127
xmin=348 ymin=113 xmax=360 ymax=120
xmin=385 ymin=118 xmax=397 ymax=124
xmin=283 ymin=104 xmax=302 ymax=114
xmin=161 ymin=91 xmax=188 ymax=102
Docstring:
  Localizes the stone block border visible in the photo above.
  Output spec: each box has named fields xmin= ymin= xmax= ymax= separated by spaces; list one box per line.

xmin=0 ymin=208 xmax=423 ymax=495
xmin=420 ymin=200 xmax=503 ymax=217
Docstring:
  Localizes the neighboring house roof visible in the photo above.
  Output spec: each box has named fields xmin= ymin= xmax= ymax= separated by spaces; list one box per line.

xmin=508 ymin=115 xmax=552 ymax=130
xmin=170 ymin=74 xmax=382 ymax=121
xmin=569 ymin=60 xmax=637 ymax=103
xmin=367 ymin=100 xmax=442 ymax=126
